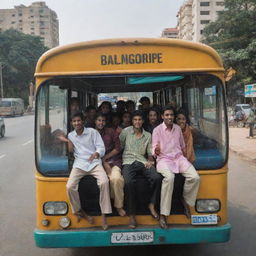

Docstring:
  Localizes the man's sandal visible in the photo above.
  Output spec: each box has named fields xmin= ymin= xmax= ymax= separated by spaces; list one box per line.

xmin=181 ymin=199 xmax=191 ymax=219
xmin=75 ymin=210 xmax=94 ymax=224
xmin=159 ymin=217 xmax=168 ymax=229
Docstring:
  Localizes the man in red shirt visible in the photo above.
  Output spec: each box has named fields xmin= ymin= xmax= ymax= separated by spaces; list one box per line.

xmin=95 ymin=112 xmax=126 ymax=217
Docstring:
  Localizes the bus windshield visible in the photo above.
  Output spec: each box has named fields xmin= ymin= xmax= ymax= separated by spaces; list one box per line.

xmin=0 ymin=101 xmax=12 ymax=107
xmin=35 ymin=73 xmax=227 ymax=176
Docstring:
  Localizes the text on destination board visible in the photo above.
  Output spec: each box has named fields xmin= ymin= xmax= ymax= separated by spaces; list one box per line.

xmin=100 ymin=53 xmax=163 ymax=65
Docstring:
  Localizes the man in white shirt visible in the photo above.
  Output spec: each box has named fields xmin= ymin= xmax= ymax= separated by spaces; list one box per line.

xmin=59 ymin=112 xmax=112 ymax=230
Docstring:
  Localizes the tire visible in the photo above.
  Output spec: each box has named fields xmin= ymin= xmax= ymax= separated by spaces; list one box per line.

xmin=237 ymin=121 xmax=244 ymax=128
xmin=0 ymin=126 xmax=5 ymax=137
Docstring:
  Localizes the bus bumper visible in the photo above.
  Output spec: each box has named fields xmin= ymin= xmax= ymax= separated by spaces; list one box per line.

xmin=34 ymin=223 xmax=231 ymax=248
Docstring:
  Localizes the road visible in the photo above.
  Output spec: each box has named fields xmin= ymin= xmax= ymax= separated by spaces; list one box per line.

xmin=0 ymin=115 xmax=256 ymax=256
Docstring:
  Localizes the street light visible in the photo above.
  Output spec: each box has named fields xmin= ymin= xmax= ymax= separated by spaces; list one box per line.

xmin=0 ymin=62 xmax=3 ymax=98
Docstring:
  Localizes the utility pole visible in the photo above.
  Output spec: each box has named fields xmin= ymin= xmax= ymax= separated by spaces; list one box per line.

xmin=0 ymin=63 xmax=3 ymax=98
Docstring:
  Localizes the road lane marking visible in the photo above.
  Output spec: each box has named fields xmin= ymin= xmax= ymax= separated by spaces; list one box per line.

xmin=22 ymin=139 xmax=33 ymax=146
xmin=0 ymin=154 xmax=6 ymax=159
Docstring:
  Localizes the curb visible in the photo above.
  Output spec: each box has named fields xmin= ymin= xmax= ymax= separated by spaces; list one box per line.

xmin=229 ymin=147 xmax=256 ymax=164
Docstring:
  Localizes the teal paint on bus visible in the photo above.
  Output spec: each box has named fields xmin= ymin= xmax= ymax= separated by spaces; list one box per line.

xmin=128 ymin=75 xmax=184 ymax=85
xmin=34 ymin=223 xmax=231 ymax=248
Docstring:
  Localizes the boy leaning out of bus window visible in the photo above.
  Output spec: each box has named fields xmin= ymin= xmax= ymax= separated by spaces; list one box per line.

xmin=58 ymin=112 xmax=112 ymax=230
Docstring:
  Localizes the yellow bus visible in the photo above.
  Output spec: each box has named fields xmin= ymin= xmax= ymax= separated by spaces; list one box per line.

xmin=34 ymin=38 xmax=230 ymax=247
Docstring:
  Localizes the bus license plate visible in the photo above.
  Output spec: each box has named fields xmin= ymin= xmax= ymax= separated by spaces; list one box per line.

xmin=111 ymin=231 xmax=154 ymax=244
xmin=191 ymin=214 xmax=218 ymax=225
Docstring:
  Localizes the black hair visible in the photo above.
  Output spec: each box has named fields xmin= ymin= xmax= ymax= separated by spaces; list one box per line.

xmin=132 ymin=110 xmax=143 ymax=119
xmin=161 ymin=106 xmax=176 ymax=115
xmin=139 ymin=96 xmax=150 ymax=104
xmin=116 ymin=100 xmax=126 ymax=106
xmin=98 ymin=101 xmax=113 ymax=112
xmin=152 ymin=104 xmax=162 ymax=113
xmin=122 ymin=111 xmax=132 ymax=118
xmin=125 ymin=100 xmax=135 ymax=106
xmin=176 ymin=108 xmax=190 ymax=124
xmin=148 ymin=107 xmax=160 ymax=115
xmin=85 ymin=105 xmax=96 ymax=112
xmin=70 ymin=97 xmax=80 ymax=104
xmin=95 ymin=112 xmax=107 ymax=120
xmin=71 ymin=111 xmax=84 ymax=121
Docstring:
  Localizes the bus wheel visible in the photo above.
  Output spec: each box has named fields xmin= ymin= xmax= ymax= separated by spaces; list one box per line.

xmin=0 ymin=126 xmax=5 ymax=137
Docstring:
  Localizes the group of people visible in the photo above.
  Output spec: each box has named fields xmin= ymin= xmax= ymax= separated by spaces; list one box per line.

xmin=59 ymin=97 xmax=200 ymax=230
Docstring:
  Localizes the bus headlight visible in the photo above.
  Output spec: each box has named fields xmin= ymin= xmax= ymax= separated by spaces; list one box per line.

xmin=43 ymin=201 xmax=68 ymax=215
xmin=59 ymin=216 xmax=71 ymax=229
xmin=196 ymin=199 xmax=220 ymax=213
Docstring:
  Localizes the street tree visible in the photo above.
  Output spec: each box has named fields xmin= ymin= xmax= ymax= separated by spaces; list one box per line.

xmin=202 ymin=0 xmax=256 ymax=105
xmin=0 ymin=29 xmax=48 ymax=104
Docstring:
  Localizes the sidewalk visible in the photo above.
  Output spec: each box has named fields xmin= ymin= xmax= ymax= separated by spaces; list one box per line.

xmin=229 ymin=127 xmax=256 ymax=163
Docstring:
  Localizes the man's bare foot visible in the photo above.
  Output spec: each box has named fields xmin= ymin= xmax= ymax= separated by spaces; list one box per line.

xmin=116 ymin=208 xmax=126 ymax=217
xmin=74 ymin=210 xmax=94 ymax=224
xmin=129 ymin=215 xmax=137 ymax=229
xmin=148 ymin=203 xmax=159 ymax=219
xmin=102 ymin=214 xmax=108 ymax=230
xmin=159 ymin=215 xmax=167 ymax=229
xmin=181 ymin=199 xmax=191 ymax=218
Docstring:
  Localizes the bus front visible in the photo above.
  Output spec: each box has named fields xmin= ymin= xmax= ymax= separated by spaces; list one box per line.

xmin=34 ymin=38 xmax=231 ymax=247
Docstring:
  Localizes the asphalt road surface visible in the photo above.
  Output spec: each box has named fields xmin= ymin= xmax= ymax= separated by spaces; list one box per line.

xmin=0 ymin=115 xmax=256 ymax=256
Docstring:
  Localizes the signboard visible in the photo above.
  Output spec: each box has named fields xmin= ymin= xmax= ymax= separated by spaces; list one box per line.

xmin=204 ymin=85 xmax=216 ymax=96
xmin=245 ymin=84 xmax=256 ymax=97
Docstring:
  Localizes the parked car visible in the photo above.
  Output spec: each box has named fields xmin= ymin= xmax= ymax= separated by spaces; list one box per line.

xmin=234 ymin=104 xmax=251 ymax=118
xmin=0 ymin=117 xmax=5 ymax=137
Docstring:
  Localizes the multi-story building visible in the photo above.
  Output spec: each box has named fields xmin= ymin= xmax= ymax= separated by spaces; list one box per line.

xmin=177 ymin=0 xmax=193 ymax=41
xmin=192 ymin=0 xmax=225 ymax=42
xmin=177 ymin=0 xmax=225 ymax=42
xmin=0 ymin=2 xmax=59 ymax=48
xmin=161 ymin=28 xmax=179 ymax=39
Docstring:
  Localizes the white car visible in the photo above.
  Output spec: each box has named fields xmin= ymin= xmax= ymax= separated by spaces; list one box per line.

xmin=0 ymin=117 xmax=5 ymax=137
xmin=234 ymin=104 xmax=251 ymax=118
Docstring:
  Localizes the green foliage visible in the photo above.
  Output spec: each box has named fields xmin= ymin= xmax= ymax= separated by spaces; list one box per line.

xmin=0 ymin=29 xmax=48 ymax=105
xmin=202 ymin=0 xmax=256 ymax=104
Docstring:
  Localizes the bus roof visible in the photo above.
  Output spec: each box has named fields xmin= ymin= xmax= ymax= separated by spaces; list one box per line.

xmin=35 ymin=38 xmax=224 ymax=79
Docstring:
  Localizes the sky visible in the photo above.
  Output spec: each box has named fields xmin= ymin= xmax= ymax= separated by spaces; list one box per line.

xmin=1 ymin=0 xmax=185 ymax=46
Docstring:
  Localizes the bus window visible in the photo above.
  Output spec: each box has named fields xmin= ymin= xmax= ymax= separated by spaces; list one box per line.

xmin=36 ymin=84 xmax=69 ymax=176
xmin=187 ymin=75 xmax=227 ymax=170
xmin=202 ymin=86 xmax=217 ymax=120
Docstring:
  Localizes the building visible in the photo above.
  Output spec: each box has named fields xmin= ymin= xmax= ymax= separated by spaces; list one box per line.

xmin=177 ymin=0 xmax=193 ymax=41
xmin=0 ymin=2 xmax=59 ymax=48
xmin=177 ymin=0 xmax=225 ymax=42
xmin=161 ymin=28 xmax=178 ymax=39
xmin=192 ymin=0 xmax=225 ymax=42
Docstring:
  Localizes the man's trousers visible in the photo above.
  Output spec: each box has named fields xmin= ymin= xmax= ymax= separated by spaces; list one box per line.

xmin=108 ymin=165 xmax=124 ymax=209
xmin=157 ymin=165 xmax=200 ymax=216
xmin=122 ymin=161 xmax=162 ymax=215
xmin=66 ymin=165 xmax=112 ymax=214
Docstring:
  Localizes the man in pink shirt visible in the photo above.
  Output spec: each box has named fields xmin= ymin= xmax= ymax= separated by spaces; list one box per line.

xmin=152 ymin=106 xmax=200 ymax=229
